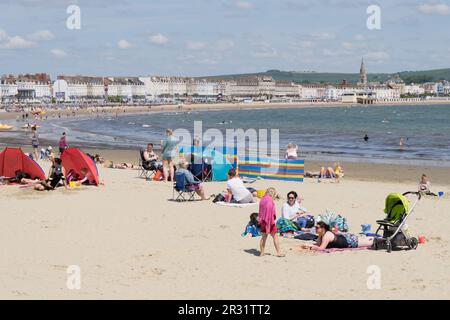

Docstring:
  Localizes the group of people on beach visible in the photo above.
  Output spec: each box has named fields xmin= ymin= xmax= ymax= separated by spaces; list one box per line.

xmin=242 ymin=188 xmax=376 ymax=257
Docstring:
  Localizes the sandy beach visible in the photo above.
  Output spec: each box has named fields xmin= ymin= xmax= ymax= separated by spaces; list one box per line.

xmin=1 ymin=156 xmax=449 ymax=300
xmin=1 ymin=102 xmax=449 ymax=300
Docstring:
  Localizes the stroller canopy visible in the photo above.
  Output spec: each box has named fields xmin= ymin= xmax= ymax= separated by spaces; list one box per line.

xmin=384 ymin=193 xmax=410 ymax=222
xmin=61 ymin=148 xmax=99 ymax=186
xmin=0 ymin=147 xmax=46 ymax=180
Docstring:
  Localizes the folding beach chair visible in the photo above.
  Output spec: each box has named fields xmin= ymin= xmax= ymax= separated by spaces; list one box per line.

xmin=188 ymin=161 xmax=212 ymax=182
xmin=173 ymin=172 xmax=196 ymax=202
xmin=138 ymin=149 xmax=156 ymax=180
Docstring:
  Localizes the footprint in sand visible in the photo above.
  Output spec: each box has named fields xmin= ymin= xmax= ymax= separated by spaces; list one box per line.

xmin=11 ymin=290 xmax=28 ymax=296
xmin=152 ymin=268 xmax=165 ymax=276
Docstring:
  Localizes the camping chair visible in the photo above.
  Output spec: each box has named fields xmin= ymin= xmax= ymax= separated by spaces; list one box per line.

xmin=138 ymin=149 xmax=156 ymax=180
xmin=173 ymin=172 xmax=196 ymax=202
xmin=188 ymin=161 xmax=212 ymax=182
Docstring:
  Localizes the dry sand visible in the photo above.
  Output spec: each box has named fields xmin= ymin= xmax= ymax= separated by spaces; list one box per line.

xmin=1 ymin=158 xmax=449 ymax=299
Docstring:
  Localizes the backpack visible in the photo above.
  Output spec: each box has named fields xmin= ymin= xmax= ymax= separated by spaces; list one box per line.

xmin=212 ymin=194 xmax=225 ymax=203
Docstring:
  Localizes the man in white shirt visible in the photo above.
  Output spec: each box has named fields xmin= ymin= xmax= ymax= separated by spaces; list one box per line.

xmin=226 ymin=168 xmax=255 ymax=204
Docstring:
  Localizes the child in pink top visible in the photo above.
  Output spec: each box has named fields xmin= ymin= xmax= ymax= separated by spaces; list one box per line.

xmin=258 ymin=188 xmax=284 ymax=257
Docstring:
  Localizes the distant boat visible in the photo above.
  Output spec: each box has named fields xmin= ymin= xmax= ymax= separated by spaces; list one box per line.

xmin=0 ymin=124 xmax=13 ymax=130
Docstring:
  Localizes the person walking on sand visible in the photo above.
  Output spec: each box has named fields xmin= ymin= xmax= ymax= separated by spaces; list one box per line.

xmin=59 ymin=132 xmax=68 ymax=155
xmin=161 ymin=128 xmax=178 ymax=182
xmin=258 ymin=188 xmax=284 ymax=257
xmin=31 ymin=127 xmax=40 ymax=161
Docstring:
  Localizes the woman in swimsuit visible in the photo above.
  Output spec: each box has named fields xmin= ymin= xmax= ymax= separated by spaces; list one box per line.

xmin=302 ymin=221 xmax=374 ymax=251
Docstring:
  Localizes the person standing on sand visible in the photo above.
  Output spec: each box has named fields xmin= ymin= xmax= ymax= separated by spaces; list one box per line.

xmin=31 ymin=127 xmax=40 ymax=161
xmin=59 ymin=132 xmax=68 ymax=155
xmin=161 ymin=128 xmax=178 ymax=182
xmin=259 ymin=188 xmax=284 ymax=257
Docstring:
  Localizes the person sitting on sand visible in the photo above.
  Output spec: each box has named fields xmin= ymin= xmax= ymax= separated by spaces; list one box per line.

xmin=280 ymin=191 xmax=312 ymax=229
xmin=418 ymin=174 xmax=437 ymax=196
xmin=242 ymin=212 xmax=261 ymax=238
xmin=285 ymin=143 xmax=298 ymax=160
xmin=176 ymin=160 xmax=209 ymax=201
xmin=34 ymin=158 xmax=67 ymax=191
xmin=301 ymin=221 xmax=374 ymax=251
xmin=320 ymin=166 xmax=336 ymax=179
xmin=259 ymin=188 xmax=284 ymax=257
xmin=226 ymin=168 xmax=255 ymax=204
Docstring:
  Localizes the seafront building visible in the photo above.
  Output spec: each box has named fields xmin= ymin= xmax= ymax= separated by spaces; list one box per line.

xmin=0 ymin=61 xmax=448 ymax=104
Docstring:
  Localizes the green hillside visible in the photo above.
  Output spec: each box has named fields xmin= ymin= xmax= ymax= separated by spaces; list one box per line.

xmin=203 ymin=68 xmax=450 ymax=85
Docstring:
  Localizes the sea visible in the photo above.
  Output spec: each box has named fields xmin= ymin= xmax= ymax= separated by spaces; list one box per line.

xmin=3 ymin=104 xmax=450 ymax=166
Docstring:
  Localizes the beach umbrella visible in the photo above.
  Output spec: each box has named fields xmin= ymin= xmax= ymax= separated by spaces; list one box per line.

xmin=61 ymin=148 xmax=99 ymax=186
xmin=0 ymin=147 xmax=46 ymax=180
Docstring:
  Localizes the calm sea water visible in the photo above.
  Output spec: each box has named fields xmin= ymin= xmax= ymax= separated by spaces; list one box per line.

xmin=36 ymin=104 xmax=450 ymax=166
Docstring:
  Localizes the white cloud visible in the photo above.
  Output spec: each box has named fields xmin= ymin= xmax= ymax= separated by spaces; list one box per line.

xmin=27 ymin=30 xmax=54 ymax=41
xmin=216 ymin=39 xmax=234 ymax=51
xmin=252 ymin=42 xmax=278 ymax=58
xmin=149 ymin=33 xmax=169 ymax=45
xmin=0 ymin=33 xmax=34 ymax=49
xmin=51 ymin=49 xmax=68 ymax=58
xmin=186 ymin=41 xmax=207 ymax=51
xmin=342 ymin=41 xmax=367 ymax=50
xmin=235 ymin=1 xmax=254 ymax=9
xmin=417 ymin=2 xmax=450 ymax=15
xmin=313 ymin=32 xmax=336 ymax=40
xmin=365 ymin=51 xmax=390 ymax=62
xmin=117 ymin=39 xmax=131 ymax=49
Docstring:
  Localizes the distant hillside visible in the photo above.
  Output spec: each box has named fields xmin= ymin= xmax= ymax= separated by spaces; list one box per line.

xmin=203 ymin=68 xmax=450 ymax=84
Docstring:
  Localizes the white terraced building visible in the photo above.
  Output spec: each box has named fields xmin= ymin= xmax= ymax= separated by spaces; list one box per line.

xmin=0 ymin=74 xmax=52 ymax=103
xmin=53 ymin=76 xmax=105 ymax=102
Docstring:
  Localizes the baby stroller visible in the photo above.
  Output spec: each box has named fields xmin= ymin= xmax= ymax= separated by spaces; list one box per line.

xmin=373 ymin=192 xmax=421 ymax=253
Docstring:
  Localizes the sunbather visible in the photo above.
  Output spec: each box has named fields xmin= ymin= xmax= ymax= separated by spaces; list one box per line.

xmin=302 ymin=221 xmax=374 ymax=251
xmin=34 ymin=158 xmax=67 ymax=191
xmin=320 ymin=166 xmax=336 ymax=179
xmin=107 ymin=161 xmax=135 ymax=169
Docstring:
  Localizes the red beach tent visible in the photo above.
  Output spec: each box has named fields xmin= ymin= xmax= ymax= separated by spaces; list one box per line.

xmin=0 ymin=147 xmax=46 ymax=180
xmin=61 ymin=148 xmax=99 ymax=186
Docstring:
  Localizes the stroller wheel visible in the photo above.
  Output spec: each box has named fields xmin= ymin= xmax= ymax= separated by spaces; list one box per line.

xmin=386 ymin=240 xmax=392 ymax=253
xmin=409 ymin=237 xmax=419 ymax=250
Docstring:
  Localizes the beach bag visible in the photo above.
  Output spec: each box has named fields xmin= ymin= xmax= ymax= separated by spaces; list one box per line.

xmin=212 ymin=193 xmax=225 ymax=203
xmin=296 ymin=215 xmax=315 ymax=229
xmin=332 ymin=215 xmax=349 ymax=232
xmin=153 ymin=170 xmax=162 ymax=181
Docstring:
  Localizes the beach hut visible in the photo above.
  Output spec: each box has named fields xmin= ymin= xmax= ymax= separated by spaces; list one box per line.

xmin=0 ymin=147 xmax=46 ymax=180
xmin=61 ymin=148 xmax=99 ymax=185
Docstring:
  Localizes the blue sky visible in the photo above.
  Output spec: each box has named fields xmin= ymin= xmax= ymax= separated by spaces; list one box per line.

xmin=0 ymin=0 xmax=449 ymax=77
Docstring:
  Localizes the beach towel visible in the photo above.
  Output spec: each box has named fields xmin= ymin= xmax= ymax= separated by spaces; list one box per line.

xmin=319 ymin=247 xmax=370 ymax=254
xmin=276 ymin=218 xmax=299 ymax=234
xmin=241 ymin=224 xmax=261 ymax=237
xmin=215 ymin=201 xmax=258 ymax=208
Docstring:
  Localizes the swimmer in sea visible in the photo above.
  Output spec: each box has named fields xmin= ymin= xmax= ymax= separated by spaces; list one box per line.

xmin=364 ymin=134 xmax=369 ymax=142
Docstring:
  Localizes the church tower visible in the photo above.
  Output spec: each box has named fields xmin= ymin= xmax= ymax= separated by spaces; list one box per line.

xmin=359 ymin=57 xmax=368 ymax=87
